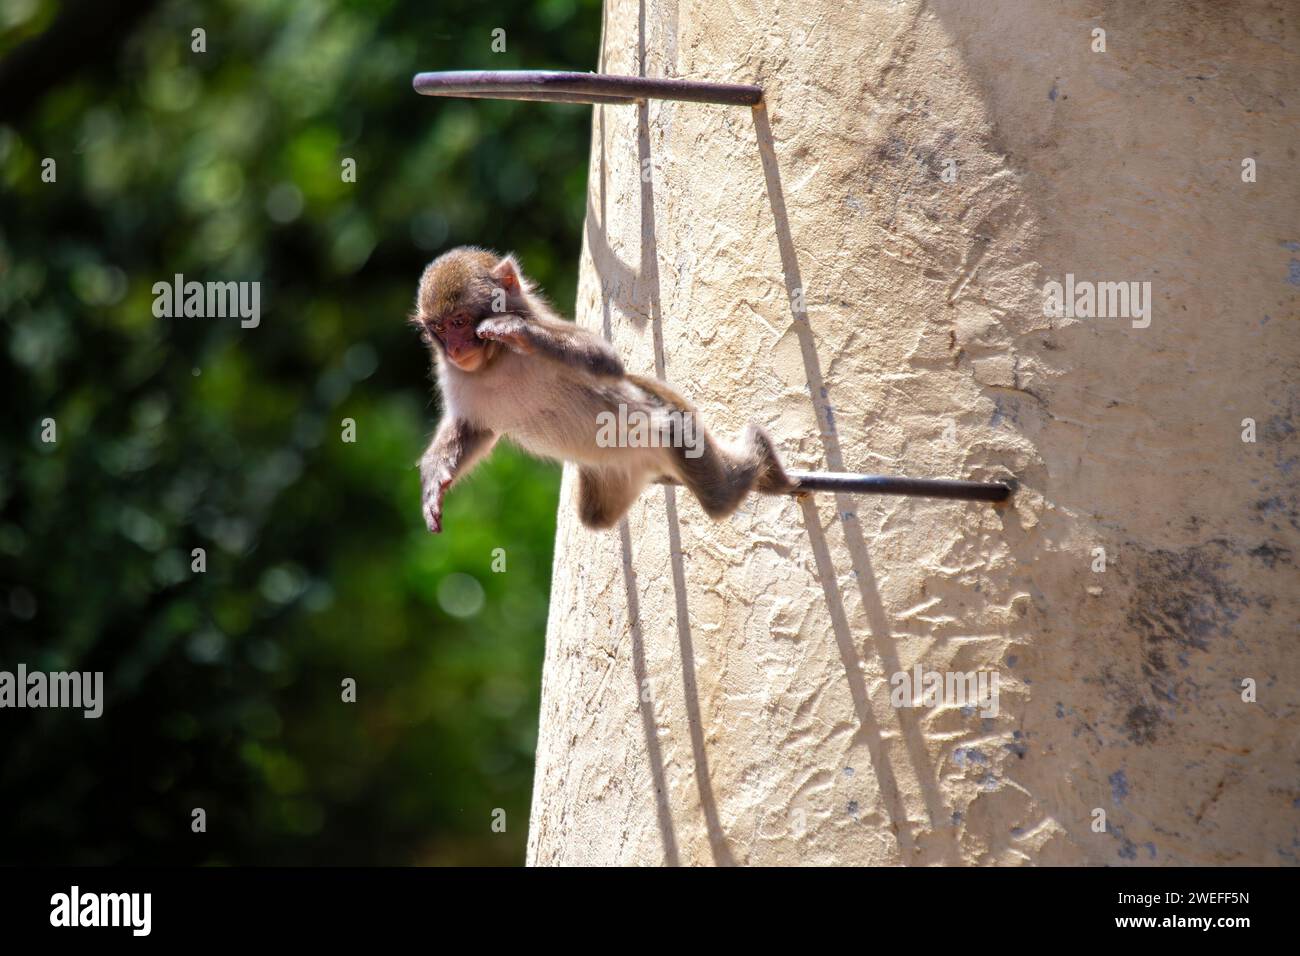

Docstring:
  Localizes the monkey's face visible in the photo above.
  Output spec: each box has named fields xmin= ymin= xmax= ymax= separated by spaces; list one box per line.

xmin=419 ymin=308 xmax=492 ymax=372
xmin=414 ymin=247 xmax=520 ymax=372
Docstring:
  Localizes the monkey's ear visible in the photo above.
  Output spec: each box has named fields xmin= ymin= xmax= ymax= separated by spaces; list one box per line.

xmin=491 ymin=255 xmax=524 ymax=293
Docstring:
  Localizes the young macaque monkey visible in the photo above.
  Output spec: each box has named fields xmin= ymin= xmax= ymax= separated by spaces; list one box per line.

xmin=412 ymin=246 xmax=796 ymax=533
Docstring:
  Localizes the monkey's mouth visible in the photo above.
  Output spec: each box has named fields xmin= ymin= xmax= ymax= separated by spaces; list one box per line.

xmin=448 ymin=350 xmax=485 ymax=372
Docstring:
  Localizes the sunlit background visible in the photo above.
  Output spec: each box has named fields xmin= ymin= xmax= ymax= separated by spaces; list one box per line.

xmin=0 ymin=0 xmax=600 ymax=864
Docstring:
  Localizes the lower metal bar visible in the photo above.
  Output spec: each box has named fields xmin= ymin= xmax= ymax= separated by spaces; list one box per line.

xmin=785 ymin=471 xmax=1011 ymax=502
xmin=655 ymin=472 xmax=1011 ymax=502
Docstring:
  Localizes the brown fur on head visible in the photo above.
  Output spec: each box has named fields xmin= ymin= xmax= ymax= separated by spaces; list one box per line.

xmin=411 ymin=246 xmax=532 ymax=373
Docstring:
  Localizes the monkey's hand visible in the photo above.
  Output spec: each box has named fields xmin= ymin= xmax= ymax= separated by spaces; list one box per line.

xmin=418 ymin=420 xmax=497 ymax=535
xmin=476 ymin=317 xmax=536 ymax=355
xmin=421 ymin=472 xmax=454 ymax=534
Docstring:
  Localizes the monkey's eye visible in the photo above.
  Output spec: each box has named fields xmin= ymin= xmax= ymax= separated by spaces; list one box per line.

xmin=451 ymin=313 xmax=470 ymax=328
xmin=430 ymin=319 xmax=445 ymax=335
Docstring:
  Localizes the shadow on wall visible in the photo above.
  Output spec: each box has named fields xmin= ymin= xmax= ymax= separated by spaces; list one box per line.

xmin=750 ymin=102 xmax=959 ymax=864
xmin=581 ymin=0 xmax=739 ymax=866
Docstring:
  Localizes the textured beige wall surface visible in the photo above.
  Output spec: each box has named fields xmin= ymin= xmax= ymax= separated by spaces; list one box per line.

xmin=527 ymin=0 xmax=1299 ymax=865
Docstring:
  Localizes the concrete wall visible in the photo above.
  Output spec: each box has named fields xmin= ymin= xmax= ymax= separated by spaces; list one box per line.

xmin=527 ymin=0 xmax=1298 ymax=865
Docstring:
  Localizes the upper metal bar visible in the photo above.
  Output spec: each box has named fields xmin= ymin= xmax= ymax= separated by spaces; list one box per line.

xmin=412 ymin=70 xmax=764 ymax=106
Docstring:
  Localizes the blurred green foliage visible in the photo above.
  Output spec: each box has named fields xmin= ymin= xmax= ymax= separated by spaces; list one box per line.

xmin=0 ymin=0 xmax=600 ymax=864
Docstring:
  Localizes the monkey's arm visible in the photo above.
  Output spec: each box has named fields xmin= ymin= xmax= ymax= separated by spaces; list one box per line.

xmin=419 ymin=418 xmax=497 ymax=534
xmin=477 ymin=315 xmax=624 ymax=378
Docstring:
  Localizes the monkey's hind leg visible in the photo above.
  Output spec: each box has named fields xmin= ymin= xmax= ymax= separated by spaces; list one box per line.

xmin=577 ymin=466 xmax=645 ymax=530
xmin=671 ymin=424 xmax=797 ymax=519
xmin=667 ymin=425 xmax=772 ymax=520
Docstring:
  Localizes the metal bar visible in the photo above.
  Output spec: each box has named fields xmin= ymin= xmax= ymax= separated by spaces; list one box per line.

xmin=785 ymin=471 xmax=1012 ymax=502
xmin=655 ymin=472 xmax=1011 ymax=502
xmin=412 ymin=70 xmax=763 ymax=106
